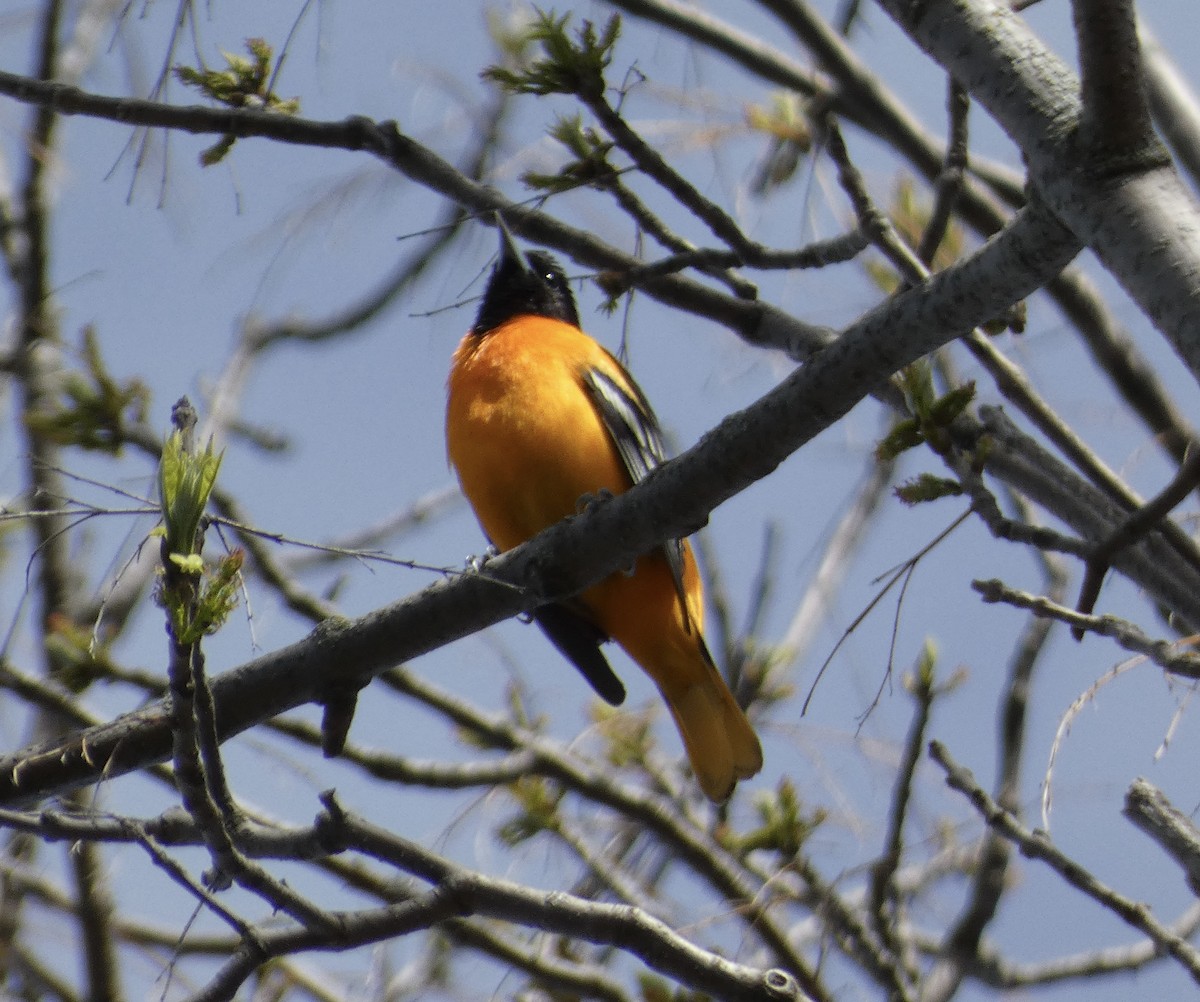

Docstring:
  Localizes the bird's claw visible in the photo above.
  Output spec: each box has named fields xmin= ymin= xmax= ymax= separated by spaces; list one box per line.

xmin=575 ymin=487 xmax=615 ymax=514
xmin=464 ymin=545 xmax=499 ymax=573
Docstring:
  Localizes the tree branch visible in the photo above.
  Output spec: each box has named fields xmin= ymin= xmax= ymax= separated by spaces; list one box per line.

xmin=931 ymin=740 xmax=1200 ymax=986
xmin=879 ymin=0 xmax=1200 ymax=386
xmin=1072 ymin=0 xmax=1154 ymax=153
xmin=0 ymin=195 xmax=1082 ymax=807
xmin=1124 ymin=779 xmax=1200 ymax=894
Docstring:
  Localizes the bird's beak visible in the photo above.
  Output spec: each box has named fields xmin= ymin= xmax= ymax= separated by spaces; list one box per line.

xmin=495 ymin=213 xmax=531 ymax=274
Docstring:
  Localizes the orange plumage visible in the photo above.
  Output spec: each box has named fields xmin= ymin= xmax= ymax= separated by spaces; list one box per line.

xmin=445 ymin=223 xmax=762 ymax=801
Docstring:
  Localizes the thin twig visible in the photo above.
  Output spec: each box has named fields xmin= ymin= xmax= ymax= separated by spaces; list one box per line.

xmin=315 ymin=794 xmax=804 ymax=1002
xmin=1074 ymin=444 xmax=1200 ymax=632
xmin=931 ymin=740 xmax=1200 ymax=986
xmin=973 ymin=578 xmax=1200 ymax=678
xmin=917 ymin=79 xmax=970 ymax=265
xmin=867 ymin=663 xmax=933 ymax=989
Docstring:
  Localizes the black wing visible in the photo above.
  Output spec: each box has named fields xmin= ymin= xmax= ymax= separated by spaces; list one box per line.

xmin=532 ymin=603 xmax=626 ymax=705
xmin=476 ymin=531 xmax=626 ymax=704
xmin=582 ymin=364 xmax=694 ymax=633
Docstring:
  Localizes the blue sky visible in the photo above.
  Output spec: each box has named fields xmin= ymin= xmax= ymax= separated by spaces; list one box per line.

xmin=4 ymin=1 xmax=1200 ymax=998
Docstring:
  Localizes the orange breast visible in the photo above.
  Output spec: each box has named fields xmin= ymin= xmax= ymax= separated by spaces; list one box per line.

xmin=446 ymin=316 xmax=633 ymax=553
xmin=447 ymin=314 xmax=762 ymax=801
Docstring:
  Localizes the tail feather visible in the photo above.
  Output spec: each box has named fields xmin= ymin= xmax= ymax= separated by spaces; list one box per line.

xmin=584 ymin=550 xmax=763 ymax=801
xmin=664 ymin=675 xmax=763 ymax=803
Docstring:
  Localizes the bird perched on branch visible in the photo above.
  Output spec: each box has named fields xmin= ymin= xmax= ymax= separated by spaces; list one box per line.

xmin=445 ymin=219 xmax=762 ymax=802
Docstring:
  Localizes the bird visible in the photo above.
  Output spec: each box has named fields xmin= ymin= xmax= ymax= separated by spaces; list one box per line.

xmin=445 ymin=219 xmax=763 ymax=802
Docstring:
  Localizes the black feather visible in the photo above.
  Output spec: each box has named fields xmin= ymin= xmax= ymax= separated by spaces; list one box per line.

xmin=532 ymin=603 xmax=626 ymax=705
xmin=583 ymin=366 xmax=694 ymax=632
xmin=474 ymin=219 xmax=694 ymax=684
xmin=474 ymin=242 xmax=580 ymax=334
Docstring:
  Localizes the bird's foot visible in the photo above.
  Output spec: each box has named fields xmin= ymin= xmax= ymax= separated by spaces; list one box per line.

xmin=575 ymin=487 xmax=615 ymax=513
xmin=464 ymin=545 xmax=499 ymax=573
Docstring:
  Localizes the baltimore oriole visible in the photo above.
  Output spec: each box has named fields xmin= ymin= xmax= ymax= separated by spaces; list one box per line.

xmin=445 ymin=220 xmax=763 ymax=802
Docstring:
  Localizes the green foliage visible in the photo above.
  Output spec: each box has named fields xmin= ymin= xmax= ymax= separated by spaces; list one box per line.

xmin=910 ymin=637 xmax=937 ymax=693
xmin=485 ymin=6 xmax=540 ymax=67
xmin=497 ymin=776 xmax=563 ymax=845
xmin=175 ymin=37 xmax=299 ymax=113
xmin=730 ymin=779 xmax=825 ymax=857
xmin=523 ymin=114 xmax=616 ymax=193
xmin=877 ymin=364 xmax=975 ymax=462
xmin=591 ymin=700 xmax=656 ymax=769
xmin=45 ymin=613 xmax=119 ymax=693
xmin=863 ymin=176 xmax=965 ymax=294
xmin=863 ymin=177 xmax=1023 ymax=335
xmin=154 ymin=403 xmax=242 ymax=642
xmin=746 ymin=92 xmax=813 ymax=195
xmin=905 ymin=639 xmax=968 ymax=697
xmin=895 ymin=473 xmax=964 ymax=505
xmin=25 ymin=326 xmax=149 ymax=453
xmin=899 ymin=360 xmax=937 ymax=416
xmin=983 ymin=299 xmax=1026 ymax=335
xmin=425 ymin=932 xmax=454 ymax=991
xmin=927 ymin=380 xmax=976 ymax=428
xmin=482 ymin=10 xmax=620 ymax=99
xmin=876 ymin=418 xmax=925 ymax=462
xmin=505 ymin=680 xmax=540 ymax=731
xmin=879 ymin=364 xmax=978 ymax=505
xmin=158 ymin=429 xmax=223 ymax=560
xmin=732 ymin=639 xmax=795 ymax=711
xmin=174 ymin=38 xmax=300 ymax=165
xmin=162 ymin=548 xmax=244 ymax=645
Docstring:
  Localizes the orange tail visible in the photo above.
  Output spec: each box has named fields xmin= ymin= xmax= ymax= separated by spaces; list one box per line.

xmin=585 ymin=548 xmax=763 ymax=802
xmin=657 ymin=655 xmax=763 ymax=802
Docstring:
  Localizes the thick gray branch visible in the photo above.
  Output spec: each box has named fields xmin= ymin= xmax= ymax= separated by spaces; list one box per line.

xmin=0 ymin=200 xmax=1080 ymax=806
xmin=1124 ymin=779 xmax=1200 ymax=894
xmin=878 ymin=0 xmax=1200 ymax=384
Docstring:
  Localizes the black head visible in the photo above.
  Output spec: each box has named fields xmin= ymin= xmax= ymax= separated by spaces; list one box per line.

xmin=472 ymin=220 xmax=581 ymax=335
